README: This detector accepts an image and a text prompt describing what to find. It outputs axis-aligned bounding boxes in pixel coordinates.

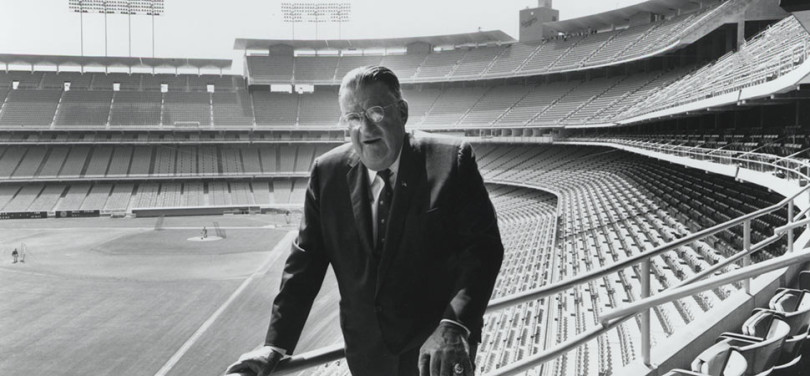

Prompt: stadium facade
[3,0,810,375]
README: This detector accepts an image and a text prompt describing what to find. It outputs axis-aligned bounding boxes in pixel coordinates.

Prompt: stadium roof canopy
[234,30,515,51]
[0,54,232,69]
[544,0,706,33]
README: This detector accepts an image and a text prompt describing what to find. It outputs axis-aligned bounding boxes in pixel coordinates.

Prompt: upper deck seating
[252,91,299,126]
[109,91,162,126]
[54,90,113,126]
[212,91,254,126]
[294,56,339,82]
[41,72,92,90]
[163,92,211,126]
[247,55,294,81]
[0,89,61,126]
[91,73,141,91]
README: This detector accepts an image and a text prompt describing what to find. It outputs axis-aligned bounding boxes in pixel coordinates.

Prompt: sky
[0,0,648,62]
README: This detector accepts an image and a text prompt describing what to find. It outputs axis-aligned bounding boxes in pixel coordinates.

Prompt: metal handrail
[234,181,810,376]
[600,244,810,323]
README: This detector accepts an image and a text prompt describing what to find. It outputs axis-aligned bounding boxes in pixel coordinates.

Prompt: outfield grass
[0,214,340,376]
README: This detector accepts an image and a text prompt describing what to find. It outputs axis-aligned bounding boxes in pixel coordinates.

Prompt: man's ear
[399,99,409,125]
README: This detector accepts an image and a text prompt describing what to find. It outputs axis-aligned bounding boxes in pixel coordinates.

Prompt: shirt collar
[366,148,402,186]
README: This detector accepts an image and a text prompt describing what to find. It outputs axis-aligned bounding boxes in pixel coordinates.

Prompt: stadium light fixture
[281,2,352,40]
[69,0,164,58]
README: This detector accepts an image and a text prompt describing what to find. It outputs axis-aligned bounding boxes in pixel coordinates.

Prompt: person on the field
[225,65,503,376]
[202,226,208,240]
[12,248,18,263]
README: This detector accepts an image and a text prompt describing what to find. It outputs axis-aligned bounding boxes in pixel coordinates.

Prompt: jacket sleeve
[442,142,504,342]
[265,158,330,353]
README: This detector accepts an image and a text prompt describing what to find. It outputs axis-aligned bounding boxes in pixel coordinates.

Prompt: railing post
[641,259,651,367]
[744,220,751,294]
[788,200,794,253]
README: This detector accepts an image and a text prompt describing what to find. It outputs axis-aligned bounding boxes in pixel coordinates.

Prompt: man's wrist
[440,319,471,339]
[263,345,288,356]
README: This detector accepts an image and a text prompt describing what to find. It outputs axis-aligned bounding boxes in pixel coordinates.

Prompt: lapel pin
[402,181,407,188]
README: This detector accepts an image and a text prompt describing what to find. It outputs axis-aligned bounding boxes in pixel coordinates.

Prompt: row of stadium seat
[0,144,337,179]
[579,126,809,159]
[0,68,685,127]
[0,90,255,126]
[0,179,308,213]
[0,72,244,91]
[246,0,730,83]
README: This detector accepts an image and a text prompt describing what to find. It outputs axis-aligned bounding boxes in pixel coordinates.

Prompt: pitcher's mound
[187,236,223,242]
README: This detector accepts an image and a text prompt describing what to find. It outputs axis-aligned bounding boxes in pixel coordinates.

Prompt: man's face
[340,81,408,171]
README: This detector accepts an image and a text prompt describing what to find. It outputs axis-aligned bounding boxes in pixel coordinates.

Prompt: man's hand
[418,323,473,376]
[224,346,284,376]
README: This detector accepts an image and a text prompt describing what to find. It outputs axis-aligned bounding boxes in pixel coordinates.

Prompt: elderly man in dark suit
[226,65,503,376]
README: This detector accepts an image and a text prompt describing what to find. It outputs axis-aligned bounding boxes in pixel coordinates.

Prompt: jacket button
[375,305,383,313]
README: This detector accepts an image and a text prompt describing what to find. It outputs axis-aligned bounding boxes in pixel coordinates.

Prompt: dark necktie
[376,169,393,256]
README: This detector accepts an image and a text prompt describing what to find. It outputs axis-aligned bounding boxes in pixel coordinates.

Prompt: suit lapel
[346,154,375,257]
[376,134,423,294]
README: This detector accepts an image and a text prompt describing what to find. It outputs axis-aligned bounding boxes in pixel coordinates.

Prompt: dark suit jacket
[265,133,504,375]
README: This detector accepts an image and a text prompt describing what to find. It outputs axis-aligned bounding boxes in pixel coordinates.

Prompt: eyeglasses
[341,102,400,129]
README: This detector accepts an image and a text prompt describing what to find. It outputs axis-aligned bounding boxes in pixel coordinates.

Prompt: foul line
[153,231,297,376]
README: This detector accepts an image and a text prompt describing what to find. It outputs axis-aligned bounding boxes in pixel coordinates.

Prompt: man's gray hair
[339,65,402,101]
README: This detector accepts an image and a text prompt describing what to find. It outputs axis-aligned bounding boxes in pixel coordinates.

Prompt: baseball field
[0,214,342,376]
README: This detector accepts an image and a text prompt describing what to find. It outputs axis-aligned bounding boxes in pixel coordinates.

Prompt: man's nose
[359,115,379,132]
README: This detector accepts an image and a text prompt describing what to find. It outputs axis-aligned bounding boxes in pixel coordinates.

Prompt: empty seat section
[335,55,383,80]
[3,185,44,212]
[189,75,240,92]
[81,183,112,210]
[415,50,466,79]
[260,146,278,173]
[272,179,292,204]
[486,44,538,75]
[198,146,219,175]
[106,146,133,176]
[38,146,69,178]
[109,91,162,126]
[378,53,426,80]
[294,56,338,82]
[101,183,132,211]
[252,91,298,126]
[451,46,504,78]
[0,185,22,211]
[41,72,93,90]
[54,90,113,126]
[212,91,254,126]
[128,146,153,176]
[57,183,91,211]
[28,184,65,212]
[141,74,187,92]
[297,89,339,126]
[59,146,91,177]
[176,146,197,176]
[163,91,211,126]
[421,87,487,126]
[91,73,140,91]
[0,89,61,126]
[247,55,294,81]
[12,147,47,178]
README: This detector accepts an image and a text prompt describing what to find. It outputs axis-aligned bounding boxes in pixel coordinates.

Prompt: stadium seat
[717,311,790,376]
